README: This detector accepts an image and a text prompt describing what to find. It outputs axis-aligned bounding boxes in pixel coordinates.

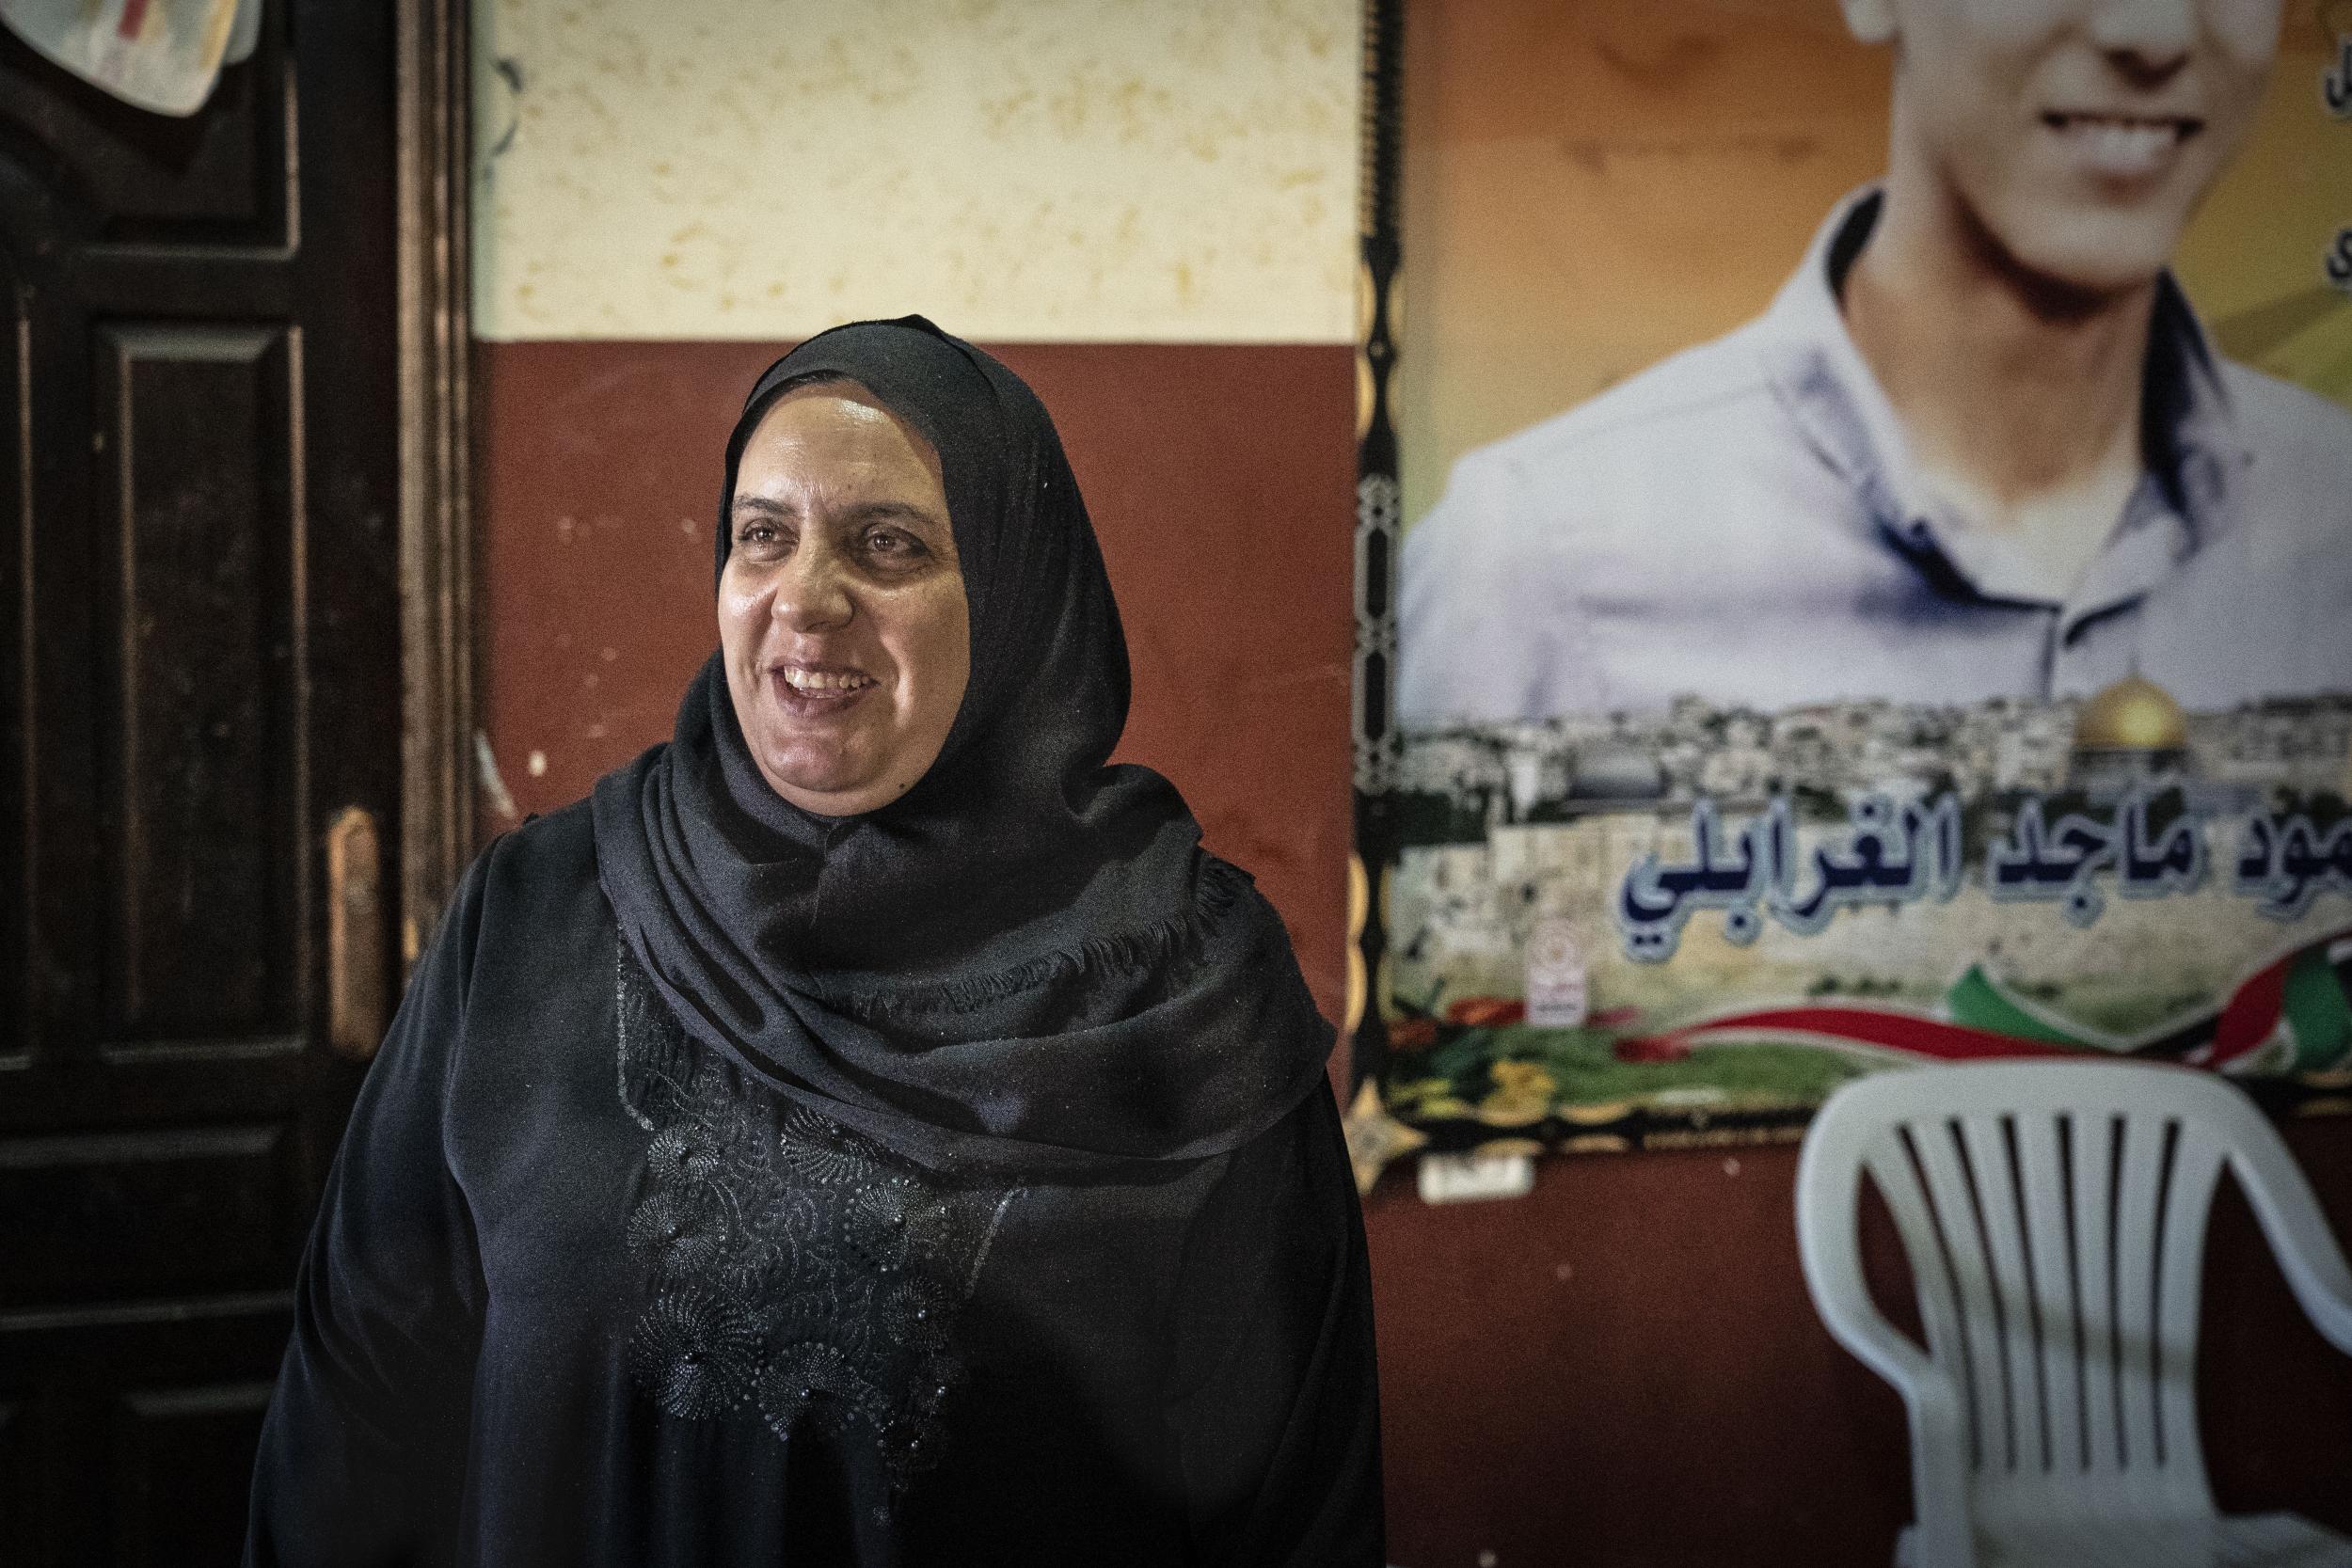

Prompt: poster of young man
[1379,0,2352,1152]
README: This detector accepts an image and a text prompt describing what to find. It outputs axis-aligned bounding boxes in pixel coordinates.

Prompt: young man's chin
[1989,211,2182,303]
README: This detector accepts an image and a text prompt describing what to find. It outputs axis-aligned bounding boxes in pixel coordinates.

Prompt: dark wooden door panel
[0,1123,294,1302]
[95,320,303,1044]
[0,1397,24,1521]
[110,1379,279,1566]
[5,1301,293,1564]
[3,245,27,1075]
[0,3,402,1560]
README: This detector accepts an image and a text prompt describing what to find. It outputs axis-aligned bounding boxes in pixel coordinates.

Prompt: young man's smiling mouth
[2040,108,2203,179]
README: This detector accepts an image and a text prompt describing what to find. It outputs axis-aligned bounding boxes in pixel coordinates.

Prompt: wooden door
[0,5,406,1560]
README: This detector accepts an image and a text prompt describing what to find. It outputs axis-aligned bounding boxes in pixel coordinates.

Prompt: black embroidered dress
[242,804,1381,1566]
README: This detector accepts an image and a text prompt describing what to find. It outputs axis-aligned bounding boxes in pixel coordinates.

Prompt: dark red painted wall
[475,339,2352,1568]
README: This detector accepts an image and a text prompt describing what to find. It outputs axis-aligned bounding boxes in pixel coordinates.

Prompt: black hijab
[591,317,1334,1180]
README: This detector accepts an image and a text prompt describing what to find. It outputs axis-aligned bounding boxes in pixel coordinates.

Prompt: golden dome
[2074,674,2187,752]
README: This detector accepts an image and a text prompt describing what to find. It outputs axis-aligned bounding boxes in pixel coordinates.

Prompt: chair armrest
[2224,1120,2352,1358]
[1797,1117,1946,1396]
[1798,1124,1979,1568]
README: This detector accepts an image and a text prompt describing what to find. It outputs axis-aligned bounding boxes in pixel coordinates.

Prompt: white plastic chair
[1796,1061,2352,1568]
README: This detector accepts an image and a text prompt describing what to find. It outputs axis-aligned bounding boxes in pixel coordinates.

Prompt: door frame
[394,0,473,963]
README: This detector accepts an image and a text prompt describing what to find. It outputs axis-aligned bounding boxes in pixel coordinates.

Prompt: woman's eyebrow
[731,498,939,523]
[845,500,946,529]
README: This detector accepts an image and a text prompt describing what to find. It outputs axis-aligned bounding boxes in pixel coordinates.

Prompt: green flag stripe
[2280,949,2352,1072]
[1945,965,2108,1049]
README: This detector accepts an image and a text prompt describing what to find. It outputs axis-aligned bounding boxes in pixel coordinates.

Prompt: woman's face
[719,383,971,817]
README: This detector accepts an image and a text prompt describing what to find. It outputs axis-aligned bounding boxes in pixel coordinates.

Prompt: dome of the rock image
[2073,674,2188,753]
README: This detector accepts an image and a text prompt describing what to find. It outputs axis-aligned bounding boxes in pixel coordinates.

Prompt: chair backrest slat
[2110,1111,2169,1482]
[1912,1117,2015,1476]
[2072,1109,2123,1481]
[2014,1109,2082,1480]
[1963,1114,2047,1478]
[2150,1127,2223,1512]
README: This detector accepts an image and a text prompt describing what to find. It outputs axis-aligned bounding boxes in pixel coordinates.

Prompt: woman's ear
[1839,0,1897,46]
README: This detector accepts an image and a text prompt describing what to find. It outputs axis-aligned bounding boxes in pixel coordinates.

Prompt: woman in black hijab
[244,318,1384,1567]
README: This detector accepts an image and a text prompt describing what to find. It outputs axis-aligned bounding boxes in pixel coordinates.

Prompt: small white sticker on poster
[1418,1152,1536,1206]
[1524,917,1589,1028]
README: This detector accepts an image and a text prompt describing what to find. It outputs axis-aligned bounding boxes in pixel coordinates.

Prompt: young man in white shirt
[1400,0,2352,725]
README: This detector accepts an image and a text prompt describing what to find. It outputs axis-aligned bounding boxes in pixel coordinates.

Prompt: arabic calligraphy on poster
[1621,786,2352,958]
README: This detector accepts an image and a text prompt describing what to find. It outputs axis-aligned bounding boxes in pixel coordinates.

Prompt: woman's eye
[864,529,926,561]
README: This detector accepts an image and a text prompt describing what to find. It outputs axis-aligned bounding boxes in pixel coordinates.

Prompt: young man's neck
[1842,158,2153,545]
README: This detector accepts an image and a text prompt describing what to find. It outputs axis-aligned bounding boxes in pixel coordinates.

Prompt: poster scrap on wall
[0,0,259,116]
[1358,0,2352,1171]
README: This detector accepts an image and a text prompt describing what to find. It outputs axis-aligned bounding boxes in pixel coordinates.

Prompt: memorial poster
[1373,0,2352,1156]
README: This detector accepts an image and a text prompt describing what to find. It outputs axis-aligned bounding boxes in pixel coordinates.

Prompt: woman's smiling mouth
[770,663,879,715]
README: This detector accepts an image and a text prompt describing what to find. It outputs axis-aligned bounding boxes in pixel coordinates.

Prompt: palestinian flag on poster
[1657,927,2352,1077]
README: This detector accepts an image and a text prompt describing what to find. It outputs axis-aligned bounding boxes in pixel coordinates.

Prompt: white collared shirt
[1397,189,2352,724]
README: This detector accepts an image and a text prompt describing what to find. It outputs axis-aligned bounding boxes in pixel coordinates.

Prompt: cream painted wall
[471,0,1361,342]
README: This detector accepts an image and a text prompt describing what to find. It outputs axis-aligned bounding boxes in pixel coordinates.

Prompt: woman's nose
[771,540,854,630]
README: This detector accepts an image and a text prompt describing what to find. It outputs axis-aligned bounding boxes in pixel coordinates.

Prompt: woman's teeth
[781,669,874,694]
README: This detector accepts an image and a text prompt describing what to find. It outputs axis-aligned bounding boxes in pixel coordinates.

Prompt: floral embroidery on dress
[613,945,1017,1512]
